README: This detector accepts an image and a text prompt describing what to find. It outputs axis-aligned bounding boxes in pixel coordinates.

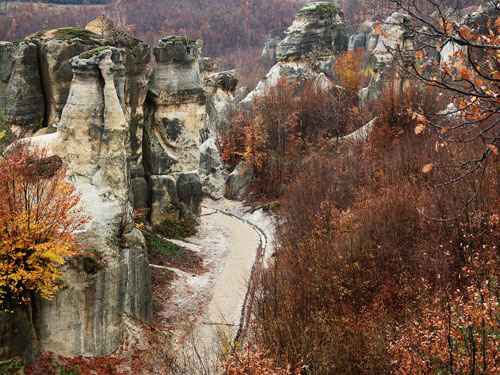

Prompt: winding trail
[161,200,269,371]
[196,205,266,345]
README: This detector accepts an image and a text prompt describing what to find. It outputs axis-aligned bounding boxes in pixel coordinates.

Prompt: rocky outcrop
[33,28,111,129]
[0,41,44,133]
[348,20,379,52]
[144,36,206,223]
[360,12,413,105]
[23,47,152,357]
[241,2,348,105]
[276,2,347,61]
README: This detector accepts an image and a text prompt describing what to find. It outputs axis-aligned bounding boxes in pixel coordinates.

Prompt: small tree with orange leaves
[0,144,89,310]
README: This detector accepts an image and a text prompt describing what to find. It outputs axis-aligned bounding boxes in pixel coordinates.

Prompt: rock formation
[241,2,348,105]
[143,36,205,224]
[0,41,44,133]
[24,47,153,357]
[348,20,379,52]
[261,37,279,67]
[359,12,413,105]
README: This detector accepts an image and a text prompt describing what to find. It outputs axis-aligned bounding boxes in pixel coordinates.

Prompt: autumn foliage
[0,144,88,309]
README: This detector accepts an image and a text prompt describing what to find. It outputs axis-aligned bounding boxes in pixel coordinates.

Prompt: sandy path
[195,206,261,343]
[168,201,267,372]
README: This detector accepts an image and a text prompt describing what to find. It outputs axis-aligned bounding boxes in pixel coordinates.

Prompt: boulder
[0,41,44,133]
[176,173,203,215]
[199,138,225,200]
[224,162,254,199]
[149,175,179,226]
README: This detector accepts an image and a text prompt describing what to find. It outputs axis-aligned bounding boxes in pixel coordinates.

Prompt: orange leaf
[414,124,425,135]
[487,144,499,156]
[422,163,434,173]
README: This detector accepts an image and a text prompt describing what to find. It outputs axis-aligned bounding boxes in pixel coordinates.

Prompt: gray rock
[119,229,153,323]
[276,2,348,62]
[34,239,127,357]
[131,177,148,209]
[261,37,279,66]
[199,138,225,199]
[348,20,378,52]
[25,47,153,357]
[224,162,254,199]
[176,173,203,215]
[0,41,44,132]
[149,175,179,226]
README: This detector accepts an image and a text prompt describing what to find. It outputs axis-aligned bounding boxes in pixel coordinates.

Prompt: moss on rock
[297,2,339,17]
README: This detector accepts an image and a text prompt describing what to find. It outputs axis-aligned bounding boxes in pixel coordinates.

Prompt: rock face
[360,12,413,105]
[24,47,152,357]
[0,305,38,370]
[202,69,237,141]
[199,138,225,200]
[261,37,279,66]
[85,16,151,169]
[348,20,379,52]
[241,2,348,105]
[144,36,206,223]
[0,41,44,133]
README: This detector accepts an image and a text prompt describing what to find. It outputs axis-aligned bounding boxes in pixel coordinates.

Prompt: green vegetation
[142,232,184,258]
[154,216,198,240]
[53,27,109,44]
[297,2,339,17]
[60,365,79,375]
[28,30,47,40]
[79,46,110,59]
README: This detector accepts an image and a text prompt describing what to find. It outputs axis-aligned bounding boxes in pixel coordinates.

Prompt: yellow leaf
[422,163,434,173]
